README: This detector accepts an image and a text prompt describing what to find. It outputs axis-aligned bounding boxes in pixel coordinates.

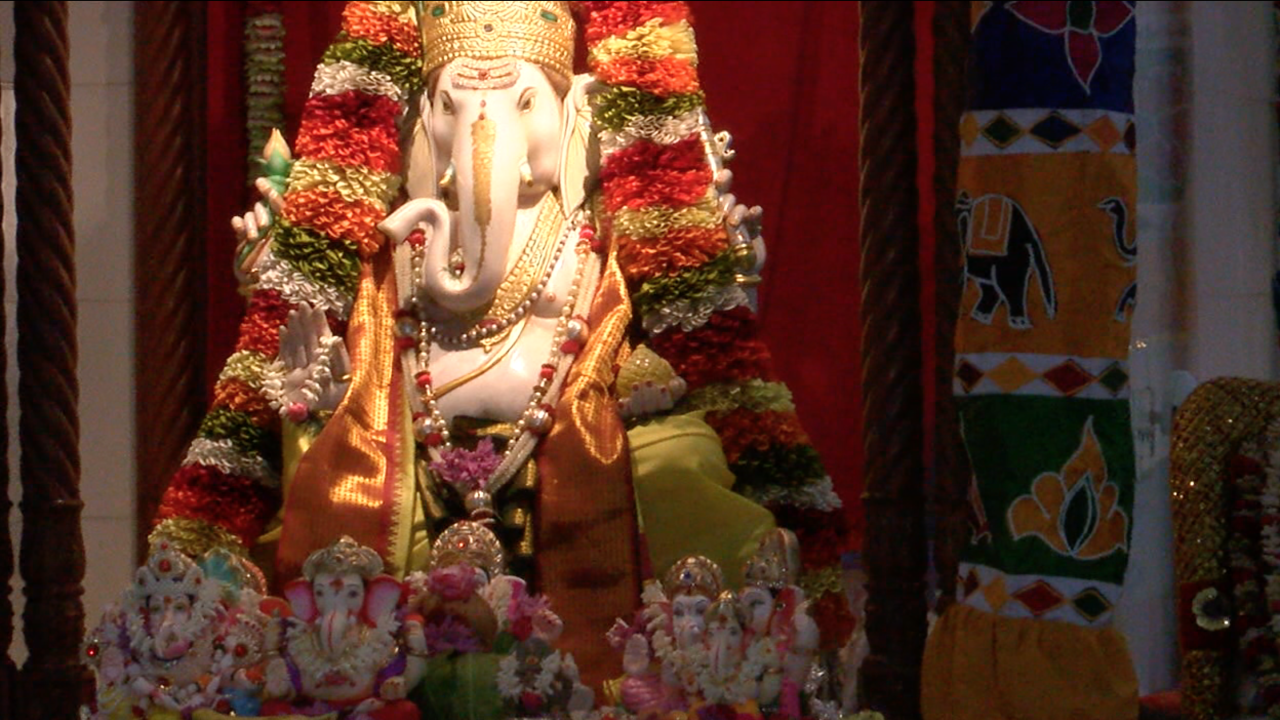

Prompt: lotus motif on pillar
[1007,417,1129,560]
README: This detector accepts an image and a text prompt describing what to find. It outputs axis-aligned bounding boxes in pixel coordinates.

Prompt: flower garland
[153,1,423,555]
[1260,416,1280,715]
[578,0,854,647]
[245,1,286,184]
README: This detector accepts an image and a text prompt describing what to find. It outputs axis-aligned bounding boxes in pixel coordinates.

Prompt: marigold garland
[156,466,279,546]
[616,225,727,282]
[593,88,706,132]
[212,377,282,430]
[591,55,700,97]
[234,289,294,356]
[706,408,811,465]
[155,1,422,557]
[292,91,404,175]
[630,252,738,316]
[270,222,363,295]
[581,1,693,44]
[610,200,719,242]
[282,188,389,256]
[341,1,422,55]
[322,38,424,92]
[582,3,849,636]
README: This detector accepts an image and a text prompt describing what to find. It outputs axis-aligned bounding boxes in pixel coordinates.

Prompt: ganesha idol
[260,536,418,719]
[607,533,822,720]
[148,0,848,698]
[83,543,271,720]
[400,521,593,720]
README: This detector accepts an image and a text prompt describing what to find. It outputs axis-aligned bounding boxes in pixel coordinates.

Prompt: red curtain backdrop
[197,1,938,551]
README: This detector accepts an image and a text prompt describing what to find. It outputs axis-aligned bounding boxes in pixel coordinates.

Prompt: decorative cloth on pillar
[922,3,1140,719]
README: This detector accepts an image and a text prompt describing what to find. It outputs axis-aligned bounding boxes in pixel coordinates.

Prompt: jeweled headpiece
[133,542,206,601]
[707,590,748,629]
[431,520,506,578]
[663,555,724,600]
[419,1,576,81]
[743,528,802,591]
[301,535,384,581]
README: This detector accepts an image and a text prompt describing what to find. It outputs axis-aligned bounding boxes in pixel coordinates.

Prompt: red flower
[1007,1,1134,92]
[520,691,544,715]
[426,565,485,602]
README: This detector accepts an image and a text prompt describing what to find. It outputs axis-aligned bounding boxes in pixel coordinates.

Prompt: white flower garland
[183,438,279,487]
[599,110,705,156]
[740,475,843,512]
[256,246,354,320]
[641,284,749,334]
[310,60,405,104]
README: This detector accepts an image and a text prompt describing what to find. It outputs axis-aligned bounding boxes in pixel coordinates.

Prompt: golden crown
[431,520,506,579]
[420,1,576,81]
[301,535,385,581]
[663,555,724,600]
[742,528,802,591]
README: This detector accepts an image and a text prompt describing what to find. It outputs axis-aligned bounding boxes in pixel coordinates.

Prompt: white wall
[1115,0,1279,697]
[0,0,135,664]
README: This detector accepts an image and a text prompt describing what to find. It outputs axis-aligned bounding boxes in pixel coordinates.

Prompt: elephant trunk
[152,612,192,661]
[420,113,523,315]
[319,608,352,658]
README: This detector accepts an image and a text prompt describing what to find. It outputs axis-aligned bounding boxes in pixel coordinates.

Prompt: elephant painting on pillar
[1099,196,1137,321]
[958,191,1058,329]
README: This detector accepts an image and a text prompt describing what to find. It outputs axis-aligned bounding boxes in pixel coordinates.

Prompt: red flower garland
[235,289,294,356]
[580,1,694,46]
[156,465,278,545]
[600,136,713,212]
[293,91,404,174]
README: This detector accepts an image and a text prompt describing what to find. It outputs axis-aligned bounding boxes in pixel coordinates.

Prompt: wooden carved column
[858,3,926,718]
[134,1,208,562]
[929,0,971,616]
[0,45,11,718]
[14,2,90,718]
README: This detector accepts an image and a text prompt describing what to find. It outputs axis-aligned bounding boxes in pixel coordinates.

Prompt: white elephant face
[312,571,366,617]
[146,592,196,661]
[671,593,711,649]
[740,585,775,636]
[428,57,566,208]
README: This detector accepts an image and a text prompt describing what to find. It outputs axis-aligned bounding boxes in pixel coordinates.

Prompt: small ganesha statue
[260,535,418,720]
[402,521,593,720]
[607,534,827,720]
[83,543,270,720]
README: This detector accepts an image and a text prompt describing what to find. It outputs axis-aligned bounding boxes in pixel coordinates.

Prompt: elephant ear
[282,578,317,623]
[403,91,437,208]
[559,74,600,218]
[362,574,404,628]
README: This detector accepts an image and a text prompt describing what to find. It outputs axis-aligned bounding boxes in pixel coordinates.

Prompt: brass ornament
[431,519,507,578]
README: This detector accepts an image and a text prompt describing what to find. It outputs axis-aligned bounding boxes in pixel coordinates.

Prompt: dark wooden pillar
[14,2,89,717]
[858,3,927,718]
[0,25,12,713]
[929,0,971,616]
[134,1,208,563]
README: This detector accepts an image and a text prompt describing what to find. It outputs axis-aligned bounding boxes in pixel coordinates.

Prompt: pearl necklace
[394,211,601,521]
